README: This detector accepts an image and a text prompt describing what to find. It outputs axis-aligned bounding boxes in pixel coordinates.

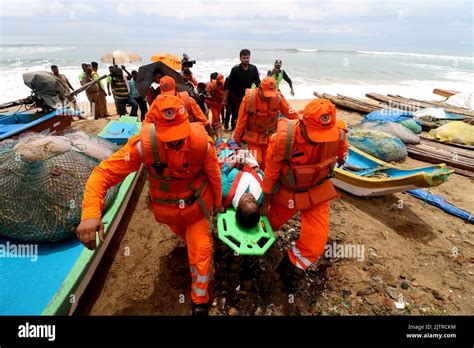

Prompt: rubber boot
[276,253,302,294]
[192,302,209,316]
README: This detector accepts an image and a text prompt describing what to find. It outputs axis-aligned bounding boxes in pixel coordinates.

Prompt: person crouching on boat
[217,138,263,229]
[77,94,223,316]
[233,76,298,171]
[260,99,348,293]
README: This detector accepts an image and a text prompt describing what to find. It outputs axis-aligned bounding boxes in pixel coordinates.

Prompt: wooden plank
[419,136,474,153]
[314,92,380,114]
[390,94,474,117]
[366,92,474,118]
[407,145,474,172]
[433,88,459,98]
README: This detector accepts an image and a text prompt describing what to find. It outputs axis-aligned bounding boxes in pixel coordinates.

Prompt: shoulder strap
[273,118,297,162]
[149,123,161,164]
[246,89,256,115]
[139,122,163,166]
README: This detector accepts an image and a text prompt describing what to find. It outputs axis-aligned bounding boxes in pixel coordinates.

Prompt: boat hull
[332,146,451,197]
[0,109,80,140]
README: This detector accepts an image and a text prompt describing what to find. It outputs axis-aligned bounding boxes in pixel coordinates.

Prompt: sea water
[0,43,472,104]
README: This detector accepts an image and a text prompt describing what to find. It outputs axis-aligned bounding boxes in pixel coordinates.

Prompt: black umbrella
[23,71,69,109]
[135,61,187,99]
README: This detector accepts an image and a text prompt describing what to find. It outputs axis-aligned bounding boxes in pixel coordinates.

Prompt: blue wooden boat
[332,146,452,196]
[0,108,81,141]
[0,116,143,315]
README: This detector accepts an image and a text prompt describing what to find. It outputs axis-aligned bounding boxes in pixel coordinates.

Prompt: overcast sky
[0,0,472,56]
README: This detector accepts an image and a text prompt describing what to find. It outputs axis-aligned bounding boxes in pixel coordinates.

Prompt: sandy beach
[69,99,474,316]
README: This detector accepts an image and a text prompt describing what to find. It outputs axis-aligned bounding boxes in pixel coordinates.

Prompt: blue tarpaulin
[407,189,473,224]
[363,109,414,123]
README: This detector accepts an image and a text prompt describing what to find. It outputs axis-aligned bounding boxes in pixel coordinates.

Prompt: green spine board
[217,208,275,256]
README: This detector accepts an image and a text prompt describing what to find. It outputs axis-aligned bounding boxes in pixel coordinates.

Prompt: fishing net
[358,121,420,144]
[429,121,474,146]
[400,119,422,134]
[348,128,407,163]
[0,131,119,242]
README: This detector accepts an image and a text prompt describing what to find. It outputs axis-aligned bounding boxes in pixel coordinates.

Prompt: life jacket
[270,118,346,210]
[205,81,224,108]
[272,70,284,89]
[241,89,281,146]
[138,121,214,225]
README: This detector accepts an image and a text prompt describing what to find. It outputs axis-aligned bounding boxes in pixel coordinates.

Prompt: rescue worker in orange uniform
[145,76,215,138]
[205,73,225,133]
[260,98,348,292]
[77,94,222,316]
[233,76,298,171]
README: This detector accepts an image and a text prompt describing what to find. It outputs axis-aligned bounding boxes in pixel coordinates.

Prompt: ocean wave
[0,45,77,57]
[356,50,473,60]
[296,48,319,53]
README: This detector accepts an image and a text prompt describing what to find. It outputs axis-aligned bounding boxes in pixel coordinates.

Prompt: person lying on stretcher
[216,138,264,229]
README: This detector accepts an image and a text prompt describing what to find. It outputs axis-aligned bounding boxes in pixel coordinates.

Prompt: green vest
[92,72,105,91]
[272,70,284,89]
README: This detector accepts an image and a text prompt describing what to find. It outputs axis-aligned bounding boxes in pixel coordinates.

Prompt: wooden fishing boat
[332,146,452,197]
[0,116,143,315]
[0,108,81,141]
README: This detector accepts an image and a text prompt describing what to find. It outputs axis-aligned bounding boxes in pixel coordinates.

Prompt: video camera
[182,53,196,68]
[182,60,196,68]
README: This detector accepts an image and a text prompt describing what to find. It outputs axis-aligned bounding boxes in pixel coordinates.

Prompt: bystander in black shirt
[227,64,261,97]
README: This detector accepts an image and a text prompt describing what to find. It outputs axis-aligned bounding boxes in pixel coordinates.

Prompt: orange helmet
[151,94,190,142]
[302,99,339,142]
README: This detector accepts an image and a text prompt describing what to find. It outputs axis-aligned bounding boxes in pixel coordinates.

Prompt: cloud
[114,0,372,21]
[0,0,96,17]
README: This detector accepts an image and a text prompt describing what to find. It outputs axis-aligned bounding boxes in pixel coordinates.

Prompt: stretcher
[216,138,275,255]
[217,208,275,256]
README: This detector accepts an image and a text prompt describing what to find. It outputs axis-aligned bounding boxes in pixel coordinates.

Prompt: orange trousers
[247,142,268,171]
[209,104,222,129]
[267,201,330,270]
[168,216,212,304]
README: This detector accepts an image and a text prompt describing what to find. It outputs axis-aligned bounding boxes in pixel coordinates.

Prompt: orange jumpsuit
[233,91,298,170]
[262,122,348,270]
[205,77,224,129]
[81,134,222,304]
[145,94,210,128]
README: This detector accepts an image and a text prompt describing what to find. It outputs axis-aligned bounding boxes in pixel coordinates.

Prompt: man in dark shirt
[223,49,261,130]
